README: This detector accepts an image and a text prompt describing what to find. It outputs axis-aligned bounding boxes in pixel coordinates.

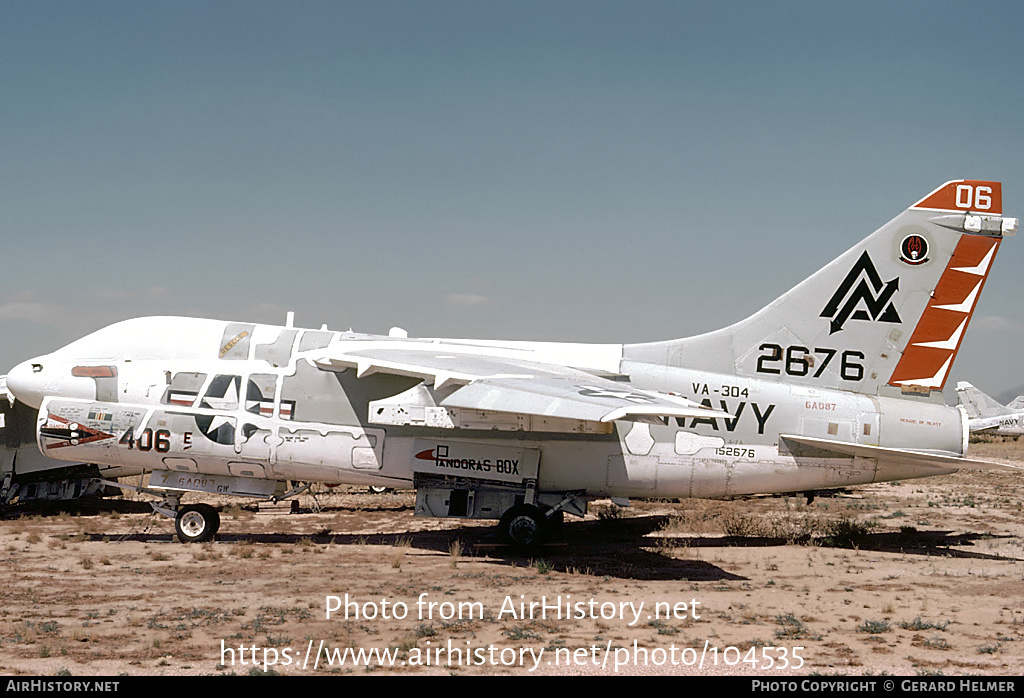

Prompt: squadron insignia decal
[899,234,930,265]
[820,250,901,334]
[40,413,116,450]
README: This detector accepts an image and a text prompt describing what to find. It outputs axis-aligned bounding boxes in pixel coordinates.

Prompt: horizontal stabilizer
[780,434,1020,472]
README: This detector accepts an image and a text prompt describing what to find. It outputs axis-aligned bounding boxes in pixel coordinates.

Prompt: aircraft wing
[780,434,1023,471]
[438,375,721,423]
[314,346,729,424]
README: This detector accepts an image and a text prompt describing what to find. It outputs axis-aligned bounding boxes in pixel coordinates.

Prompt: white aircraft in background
[956,381,1024,437]
[2,180,1019,545]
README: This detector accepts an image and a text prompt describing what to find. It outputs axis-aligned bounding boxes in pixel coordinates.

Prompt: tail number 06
[756,344,864,381]
[956,184,993,210]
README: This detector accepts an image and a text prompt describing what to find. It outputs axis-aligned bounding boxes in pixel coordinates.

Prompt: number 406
[119,427,172,453]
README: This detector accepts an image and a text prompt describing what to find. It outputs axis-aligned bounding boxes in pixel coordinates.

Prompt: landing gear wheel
[175,504,219,543]
[368,485,393,495]
[205,505,221,535]
[499,504,546,548]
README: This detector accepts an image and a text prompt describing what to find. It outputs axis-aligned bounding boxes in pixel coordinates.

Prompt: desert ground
[2,438,1024,677]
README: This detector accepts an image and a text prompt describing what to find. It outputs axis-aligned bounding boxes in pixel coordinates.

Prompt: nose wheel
[174,504,221,543]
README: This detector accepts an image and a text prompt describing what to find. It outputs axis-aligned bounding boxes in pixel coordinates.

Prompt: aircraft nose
[6,358,49,409]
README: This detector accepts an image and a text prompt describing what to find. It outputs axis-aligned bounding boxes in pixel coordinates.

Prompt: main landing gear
[498,504,565,548]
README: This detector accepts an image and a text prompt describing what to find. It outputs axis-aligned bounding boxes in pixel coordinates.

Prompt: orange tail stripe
[888,235,1000,389]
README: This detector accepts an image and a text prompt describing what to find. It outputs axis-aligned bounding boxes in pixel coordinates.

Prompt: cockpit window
[200,375,241,410]
[245,374,277,417]
[163,372,207,407]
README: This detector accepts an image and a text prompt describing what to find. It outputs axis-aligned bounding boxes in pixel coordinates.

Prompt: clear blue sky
[2,1,1022,399]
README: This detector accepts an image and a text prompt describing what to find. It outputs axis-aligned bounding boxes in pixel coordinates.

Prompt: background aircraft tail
[956,381,1013,418]
[624,181,1017,400]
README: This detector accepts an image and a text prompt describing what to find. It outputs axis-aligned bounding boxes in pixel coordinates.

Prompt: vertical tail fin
[956,381,1012,418]
[625,180,1017,398]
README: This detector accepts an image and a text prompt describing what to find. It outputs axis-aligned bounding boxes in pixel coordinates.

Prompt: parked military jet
[3,180,1019,544]
[956,381,1024,437]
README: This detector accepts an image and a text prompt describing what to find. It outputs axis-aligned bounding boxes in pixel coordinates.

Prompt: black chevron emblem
[820,251,901,334]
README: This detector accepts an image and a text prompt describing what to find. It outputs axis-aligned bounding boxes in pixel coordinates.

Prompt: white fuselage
[7,316,967,503]
[969,414,1024,437]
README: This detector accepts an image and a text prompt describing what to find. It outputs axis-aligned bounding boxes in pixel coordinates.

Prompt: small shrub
[820,517,875,547]
[857,619,890,634]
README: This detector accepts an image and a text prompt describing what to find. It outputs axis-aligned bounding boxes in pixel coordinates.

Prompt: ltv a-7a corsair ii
[3,180,1019,545]
[956,381,1024,437]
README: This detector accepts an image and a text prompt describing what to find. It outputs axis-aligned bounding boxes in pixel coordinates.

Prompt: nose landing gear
[174,503,221,543]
